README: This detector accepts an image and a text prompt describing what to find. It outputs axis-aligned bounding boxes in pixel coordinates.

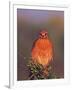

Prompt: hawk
[31,30,53,67]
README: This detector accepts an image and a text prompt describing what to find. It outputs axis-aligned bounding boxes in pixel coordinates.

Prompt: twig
[27,74,35,80]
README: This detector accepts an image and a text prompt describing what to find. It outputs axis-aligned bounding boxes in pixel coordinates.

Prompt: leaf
[27,60,59,80]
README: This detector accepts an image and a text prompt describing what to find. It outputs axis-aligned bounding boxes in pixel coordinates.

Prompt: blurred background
[17,9,64,80]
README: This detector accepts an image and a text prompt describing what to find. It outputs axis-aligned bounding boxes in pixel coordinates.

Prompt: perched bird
[31,30,53,67]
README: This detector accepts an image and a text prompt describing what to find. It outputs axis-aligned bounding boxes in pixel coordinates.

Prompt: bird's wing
[50,40,54,61]
[31,38,38,51]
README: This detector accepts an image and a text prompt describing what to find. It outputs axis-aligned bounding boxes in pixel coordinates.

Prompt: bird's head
[39,31,48,39]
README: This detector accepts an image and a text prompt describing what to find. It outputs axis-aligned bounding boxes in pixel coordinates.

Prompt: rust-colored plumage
[31,30,53,67]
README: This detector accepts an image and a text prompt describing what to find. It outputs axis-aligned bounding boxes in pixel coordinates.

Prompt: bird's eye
[40,33,42,36]
[45,33,46,35]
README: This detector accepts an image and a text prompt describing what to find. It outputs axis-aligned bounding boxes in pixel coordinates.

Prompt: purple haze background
[17,9,64,80]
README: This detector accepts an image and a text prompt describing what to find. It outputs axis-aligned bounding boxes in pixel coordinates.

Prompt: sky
[17,9,64,24]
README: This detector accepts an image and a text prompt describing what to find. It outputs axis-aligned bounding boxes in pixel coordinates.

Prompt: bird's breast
[35,39,52,50]
[31,38,53,66]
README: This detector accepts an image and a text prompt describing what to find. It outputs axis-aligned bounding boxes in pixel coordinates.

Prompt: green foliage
[27,60,59,80]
